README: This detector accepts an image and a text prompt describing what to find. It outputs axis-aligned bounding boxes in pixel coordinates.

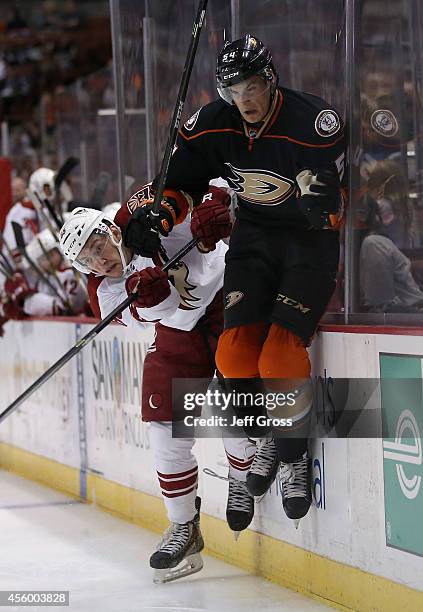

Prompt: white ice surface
[0,471,331,612]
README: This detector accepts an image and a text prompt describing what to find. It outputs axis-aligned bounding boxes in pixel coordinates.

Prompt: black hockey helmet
[216,34,277,104]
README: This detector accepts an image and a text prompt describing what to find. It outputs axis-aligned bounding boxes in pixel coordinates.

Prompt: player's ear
[110,223,122,242]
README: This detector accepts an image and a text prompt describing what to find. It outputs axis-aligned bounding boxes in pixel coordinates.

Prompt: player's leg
[216,219,281,504]
[221,435,256,534]
[258,325,312,522]
[142,328,208,583]
[148,420,204,583]
[263,229,340,523]
[197,293,258,535]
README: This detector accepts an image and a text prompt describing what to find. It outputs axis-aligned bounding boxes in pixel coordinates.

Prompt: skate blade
[254,493,266,504]
[293,518,300,529]
[153,553,203,584]
[232,530,240,542]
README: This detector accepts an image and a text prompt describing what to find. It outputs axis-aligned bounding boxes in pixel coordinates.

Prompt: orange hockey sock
[216,322,268,378]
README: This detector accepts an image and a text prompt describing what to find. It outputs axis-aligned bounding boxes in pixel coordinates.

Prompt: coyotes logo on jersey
[126,184,154,214]
[157,252,199,310]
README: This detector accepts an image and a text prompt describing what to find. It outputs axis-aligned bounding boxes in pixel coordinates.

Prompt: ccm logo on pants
[276,294,311,314]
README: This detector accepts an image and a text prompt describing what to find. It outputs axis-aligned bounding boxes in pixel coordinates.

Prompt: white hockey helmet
[59,206,126,274]
[26,228,61,264]
[102,202,121,217]
[29,167,55,197]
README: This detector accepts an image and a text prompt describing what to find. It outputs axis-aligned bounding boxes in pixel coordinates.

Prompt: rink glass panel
[109,0,230,191]
[346,0,423,326]
[36,0,423,326]
[51,66,119,204]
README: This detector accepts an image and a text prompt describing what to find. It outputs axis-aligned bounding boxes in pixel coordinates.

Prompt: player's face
[229,75,272,123]
[12,178,27,204]
[38,249,62,273]
[77,229,123,277]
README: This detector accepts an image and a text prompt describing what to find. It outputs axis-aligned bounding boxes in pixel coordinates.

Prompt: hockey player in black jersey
[124,34,346,525]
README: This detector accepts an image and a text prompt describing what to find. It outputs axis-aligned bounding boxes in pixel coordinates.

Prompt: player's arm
[2,272,36,320]
[164,105,223,196]
[120,183,194,258]
[22,292,68,316]
[168,106,234,251]
[87,275,144,329]
[94,269,180,328]
[296,129,346,230]
[190,186,233,252]
[125,267,180,323]
[123,105,226,256]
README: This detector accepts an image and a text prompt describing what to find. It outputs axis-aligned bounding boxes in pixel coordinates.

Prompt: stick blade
[54,156,80,189]
[11,221,26,251]
[89,171,111,210]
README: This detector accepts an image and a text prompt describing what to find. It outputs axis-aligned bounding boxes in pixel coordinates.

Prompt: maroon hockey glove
[3,298,27,320]
[0,315,7,336]
[125,266,171,308]
[4,272,34,302]
[191,187,232,251]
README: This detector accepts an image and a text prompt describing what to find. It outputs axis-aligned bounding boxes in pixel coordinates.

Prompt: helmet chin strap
[109,230,131,274]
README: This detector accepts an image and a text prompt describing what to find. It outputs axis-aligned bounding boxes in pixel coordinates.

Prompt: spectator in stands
[5,8,29,33]
[35,0,61,32]
[61,0,83,31]
[1,0,111,174]
[359,160,423,312]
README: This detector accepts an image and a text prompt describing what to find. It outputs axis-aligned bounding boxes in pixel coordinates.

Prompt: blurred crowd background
[0,0,111,186]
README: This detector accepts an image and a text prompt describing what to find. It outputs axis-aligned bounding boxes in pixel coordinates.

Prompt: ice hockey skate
[150,497,204,584]
[203,468,255,539]
[278,452,311,526]
[246,435,279,497]
[226,476,254,538]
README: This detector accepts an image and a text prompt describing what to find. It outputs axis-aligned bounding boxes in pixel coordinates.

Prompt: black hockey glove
[296,164,341,230]
[123,201,177,258]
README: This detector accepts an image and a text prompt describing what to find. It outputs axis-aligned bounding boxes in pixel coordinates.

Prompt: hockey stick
[41,194,64,230]
[0,231,16,275]
[89,171,111,210]
[26,188,60,238]
[0,260,12,279]
[35,233,76,310]
[54,156,79,221]
[25,189,89,299]
[28,188,63,236]
[0,236,198,424]
[0,229,33,288]
[0,229,19,269]
[55,156,79,193]
[151,0,208,221]
[11,222,74,313]
[0,246,15,275]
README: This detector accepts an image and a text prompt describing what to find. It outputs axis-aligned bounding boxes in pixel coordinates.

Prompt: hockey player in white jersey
[1,228,87,320]
[59,183,257,583]
[3,167,72,257]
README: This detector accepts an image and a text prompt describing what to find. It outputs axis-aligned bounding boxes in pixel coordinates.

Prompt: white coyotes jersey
[3,199,60,256]
[3,200,39,253]
[24,267,87,316]
[96,217,227,331]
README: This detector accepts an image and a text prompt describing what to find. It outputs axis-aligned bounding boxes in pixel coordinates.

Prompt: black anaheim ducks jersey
[165,87,346,228]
